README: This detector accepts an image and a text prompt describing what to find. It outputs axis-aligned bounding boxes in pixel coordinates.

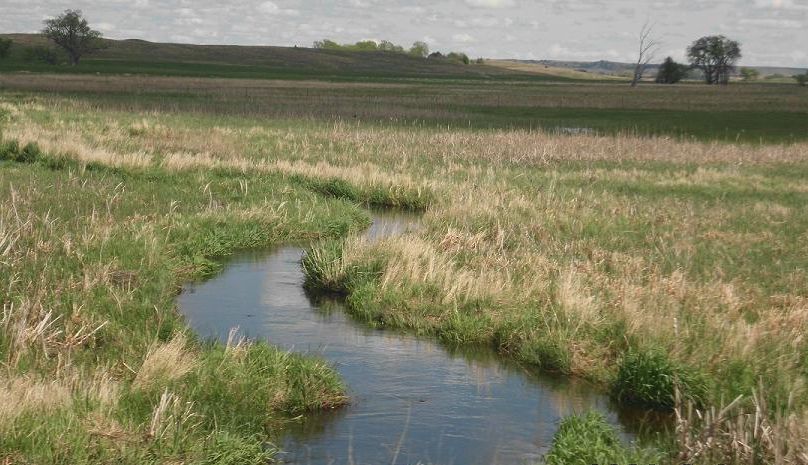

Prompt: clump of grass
[134,334,198,390]
[518,338,573,374]
[186,342,347,429]
[612,349,708,410]
[292,175,431,210]
[674,385,808,465]
[201,431,275,465]
[544,412,664,465]
[302,238,351,294]
[0,139,41,164]
[302,235,385,295]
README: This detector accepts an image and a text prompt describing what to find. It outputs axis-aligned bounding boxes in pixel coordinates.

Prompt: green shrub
[544,412,664,465]
[612,349,708,410]
[0,140,42,164]
[17,142,41,163]
[0,139,20,161]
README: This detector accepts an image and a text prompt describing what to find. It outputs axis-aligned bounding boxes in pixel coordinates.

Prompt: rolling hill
[0,33,566,82]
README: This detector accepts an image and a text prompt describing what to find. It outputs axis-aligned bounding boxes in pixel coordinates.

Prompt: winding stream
[178,211,648,465]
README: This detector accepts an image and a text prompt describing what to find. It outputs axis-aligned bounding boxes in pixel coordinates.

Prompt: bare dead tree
[630,21,660,87]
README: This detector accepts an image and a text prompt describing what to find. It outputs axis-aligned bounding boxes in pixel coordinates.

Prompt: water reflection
[178,212,650,465]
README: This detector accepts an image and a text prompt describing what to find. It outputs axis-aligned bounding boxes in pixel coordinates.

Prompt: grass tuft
[612,349,708,410]
[544,412,664,465]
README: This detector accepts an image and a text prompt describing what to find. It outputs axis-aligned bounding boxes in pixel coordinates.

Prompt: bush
[22,45,63,65]
[447,52,470,65]
[655,56,688,84]
[612,349,708,410]
[796,73,808,87]
[544,412,664,465]
[0,139,20,161]
[0,140,42,164]
[0,38,12,60]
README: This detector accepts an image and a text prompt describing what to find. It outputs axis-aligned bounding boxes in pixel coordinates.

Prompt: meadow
[1,70,808,464]
[1,73,806,142]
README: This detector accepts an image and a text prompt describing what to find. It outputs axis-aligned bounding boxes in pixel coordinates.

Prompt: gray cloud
[0,0,805,66]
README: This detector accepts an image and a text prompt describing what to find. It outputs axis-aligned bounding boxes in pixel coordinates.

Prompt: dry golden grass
[485,59,626,81]
[134,334,198,389]
[4,91,808,461]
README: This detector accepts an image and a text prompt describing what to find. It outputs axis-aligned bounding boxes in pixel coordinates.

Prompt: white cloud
[258,1,299,16]
[0,0,805,67]
[464,0,515,8]
[453,33,476,43]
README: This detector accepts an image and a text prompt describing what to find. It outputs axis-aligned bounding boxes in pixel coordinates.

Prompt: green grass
[464,106,808,143]
[0,145,362,463]
[3,69,808,463]
[612,349,709,410]
[3,76,805,142]
[544,412,664,465]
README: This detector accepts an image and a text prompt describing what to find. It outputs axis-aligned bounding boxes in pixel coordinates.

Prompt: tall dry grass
[3,92,808,461]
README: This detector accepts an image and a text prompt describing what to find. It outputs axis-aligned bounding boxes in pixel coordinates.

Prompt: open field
[2,70,808,464]
[485,59,627,81]
[1,74,806,143]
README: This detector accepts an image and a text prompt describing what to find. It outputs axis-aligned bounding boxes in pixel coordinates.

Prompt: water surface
[178,211,644,465]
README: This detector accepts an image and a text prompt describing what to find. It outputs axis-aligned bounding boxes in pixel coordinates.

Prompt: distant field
[485,59,626,81]
[1,73,806,143]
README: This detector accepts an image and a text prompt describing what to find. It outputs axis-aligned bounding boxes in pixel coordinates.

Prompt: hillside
[0,33,562,82]
[519,59,807,79]
[485,59,627,81]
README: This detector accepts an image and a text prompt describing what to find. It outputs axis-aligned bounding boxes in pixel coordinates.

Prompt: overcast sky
[2,0,806,67]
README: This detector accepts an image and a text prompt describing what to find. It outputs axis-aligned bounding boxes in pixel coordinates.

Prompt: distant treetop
[310,39,470,64]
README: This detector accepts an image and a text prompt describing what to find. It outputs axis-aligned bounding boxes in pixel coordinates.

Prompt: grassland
[1,66,808,464]
[484,59,627,81]
[1,73,806,143]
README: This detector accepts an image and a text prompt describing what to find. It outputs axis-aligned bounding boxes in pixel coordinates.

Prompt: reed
[2,80,808,462]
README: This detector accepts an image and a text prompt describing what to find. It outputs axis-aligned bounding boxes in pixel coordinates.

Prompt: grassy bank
[0,135,381,462]
[3,77,808,463]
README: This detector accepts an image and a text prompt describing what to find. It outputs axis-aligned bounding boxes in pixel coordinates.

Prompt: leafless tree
[630,21,660,87]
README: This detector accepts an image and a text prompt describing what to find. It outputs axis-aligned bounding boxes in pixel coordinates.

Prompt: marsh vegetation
[1,68,807,464]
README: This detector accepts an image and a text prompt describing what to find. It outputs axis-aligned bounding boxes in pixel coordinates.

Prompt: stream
[178,211,650,465]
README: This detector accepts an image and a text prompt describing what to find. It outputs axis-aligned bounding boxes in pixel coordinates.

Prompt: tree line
[313,38,478,65]
[0,9,806,86]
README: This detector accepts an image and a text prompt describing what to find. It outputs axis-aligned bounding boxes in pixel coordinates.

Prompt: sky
[2,0,807,67]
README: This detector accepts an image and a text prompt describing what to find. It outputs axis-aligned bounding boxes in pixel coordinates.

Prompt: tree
[796,72,808,87]
[352,40,378,51]
[447,52,470,65]
[655,56,688,84]
[630,21,659,87]
[686,35,741,85]
[0,38,12,60]
[409,41,429,58]
[740,67,759,81]
[42,10,104,66]
[313,39,340,49]
[378,40,404,53]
